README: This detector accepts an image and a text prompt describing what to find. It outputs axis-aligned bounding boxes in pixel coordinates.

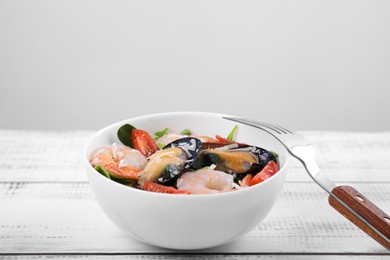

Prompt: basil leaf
[95,165,111,179]
[180,129,192,135]
[154,128,169,140]
[117,124,136,147]
[270,151,279,159]
[227,125,238,141]
[95,165,137,186]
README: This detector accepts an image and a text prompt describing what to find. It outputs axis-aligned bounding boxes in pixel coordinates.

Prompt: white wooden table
[0,130,389,259]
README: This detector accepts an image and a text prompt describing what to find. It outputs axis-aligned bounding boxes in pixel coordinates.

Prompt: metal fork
[223,116,390,251]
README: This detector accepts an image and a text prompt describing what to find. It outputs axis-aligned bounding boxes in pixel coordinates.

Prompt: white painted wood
[1,130,390,182]
[1,130,389,258]
[0,131,91,182]
[0,255,387,260]
[0,182,388,254]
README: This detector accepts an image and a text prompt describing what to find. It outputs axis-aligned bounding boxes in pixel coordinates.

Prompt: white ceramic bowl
[84,112,290,250]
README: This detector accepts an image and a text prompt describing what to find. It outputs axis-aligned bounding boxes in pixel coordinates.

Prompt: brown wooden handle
[328,185,390,251]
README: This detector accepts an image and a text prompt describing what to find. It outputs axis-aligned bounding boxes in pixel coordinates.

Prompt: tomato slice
[240,173,253,187]
[143,182,190,194]
[249,160,279,186]
[132,129,159,157]
[215,135,236,144]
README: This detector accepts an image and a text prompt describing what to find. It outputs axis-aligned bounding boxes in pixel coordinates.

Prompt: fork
[223,116,390,251]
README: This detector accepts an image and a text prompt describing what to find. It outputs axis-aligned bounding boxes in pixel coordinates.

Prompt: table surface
[0,130,389,259]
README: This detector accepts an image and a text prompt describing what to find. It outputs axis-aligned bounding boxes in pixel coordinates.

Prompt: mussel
[193,143,277,175]
[139,137,202,185]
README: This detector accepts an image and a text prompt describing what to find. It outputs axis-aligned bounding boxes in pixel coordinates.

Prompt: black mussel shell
[141,147,187,185]
[152,137,202,185]
[192,143,277,175]
[156,163,183,185]
[243,145,277,173]
[164,137,202,169]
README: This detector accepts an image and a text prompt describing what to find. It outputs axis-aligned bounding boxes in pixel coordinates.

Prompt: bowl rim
[84,111,290,199]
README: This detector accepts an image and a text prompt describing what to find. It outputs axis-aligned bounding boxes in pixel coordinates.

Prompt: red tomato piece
[240,173,253,187]
[132,129,159,157]
[215,135,236,144]
[249,161,279,186]
[143,182,190,194]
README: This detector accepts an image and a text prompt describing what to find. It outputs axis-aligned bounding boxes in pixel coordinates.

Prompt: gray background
[1,0,389,131]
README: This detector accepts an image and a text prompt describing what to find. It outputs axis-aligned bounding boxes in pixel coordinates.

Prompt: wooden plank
[299,131,390,182]
[0,255,388,260]
[0,182,388,254]
[1,130,390,182]
[0,131,91,182]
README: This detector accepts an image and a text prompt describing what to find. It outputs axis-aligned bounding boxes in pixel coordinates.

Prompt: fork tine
[223,117,282,135]
[260,122,294,135]
[240,118,293,134]
[255,121,290,134]
[244,120,284,134]
[223,117,291,135]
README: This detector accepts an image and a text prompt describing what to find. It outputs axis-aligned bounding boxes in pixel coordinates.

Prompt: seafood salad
[89,124,279,195]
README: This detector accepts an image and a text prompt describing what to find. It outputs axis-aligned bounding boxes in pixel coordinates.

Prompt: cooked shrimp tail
[177,169,234,194]
[90,143,147,180]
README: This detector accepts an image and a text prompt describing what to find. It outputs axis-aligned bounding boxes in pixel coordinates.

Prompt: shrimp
[89,143,147,179]
[176,169,234,194]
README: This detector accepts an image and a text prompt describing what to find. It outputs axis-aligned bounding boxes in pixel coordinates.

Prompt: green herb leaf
[154,128,169,140]
[271,151,279,159]
[180,129,192,135]
[94,165,137,186]
[157,143,165,149]
[117,124,136,147]
[227,125,238,141]
[95,165,111,179]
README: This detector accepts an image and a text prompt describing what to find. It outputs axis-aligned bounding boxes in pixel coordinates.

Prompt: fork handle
[328,185,390,250]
